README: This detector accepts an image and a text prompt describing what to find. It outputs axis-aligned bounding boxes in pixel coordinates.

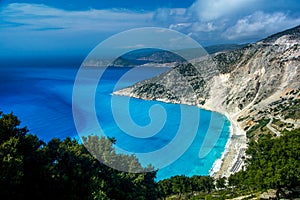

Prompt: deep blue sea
[0,66,230,180]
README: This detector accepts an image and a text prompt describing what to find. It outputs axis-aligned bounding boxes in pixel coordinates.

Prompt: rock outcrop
[112,25,300,177]
[114,25,300,138]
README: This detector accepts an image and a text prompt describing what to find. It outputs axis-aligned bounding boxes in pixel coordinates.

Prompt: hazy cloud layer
[0,3,154,57]
[1,3,153,32]
[0,0,300,58]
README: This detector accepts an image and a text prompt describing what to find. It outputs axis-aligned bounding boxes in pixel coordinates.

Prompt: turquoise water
[0,66,230,180]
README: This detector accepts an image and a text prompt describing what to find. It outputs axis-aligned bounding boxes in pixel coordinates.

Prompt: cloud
[223,11,300,41]
[1,1,300,54]
[163,0,261,37]
[169,23,191,30]
[0,3,157,57]
[0,3,154,32]
[158,0,300,45]
[189,0,258,21]
[119,44,146,49]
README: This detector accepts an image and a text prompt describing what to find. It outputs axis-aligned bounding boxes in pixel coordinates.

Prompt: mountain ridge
[82,44,248,67]
[113,25,300,178]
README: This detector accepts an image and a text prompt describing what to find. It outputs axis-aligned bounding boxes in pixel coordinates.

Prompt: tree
[0,111,27,143]
[190,175,214,193]
[82,135,159,200]
[157,175,215,198]
[0,111,159,200]
[229,129,300,198]
[158,179,172,199]
[216,177,227,189]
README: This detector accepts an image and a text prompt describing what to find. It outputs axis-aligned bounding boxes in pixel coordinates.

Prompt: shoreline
[208,121,232,177]
[194,102,248,178]
[209,113,247,178]
[112,91,248,178]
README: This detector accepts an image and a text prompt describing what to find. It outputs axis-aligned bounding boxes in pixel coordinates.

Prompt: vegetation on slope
[0,111,158,200]
[228,129,300,199]
[1,111,299,199]
[160,129,300,200]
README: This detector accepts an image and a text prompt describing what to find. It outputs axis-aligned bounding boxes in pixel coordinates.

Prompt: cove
[0,66,230,180]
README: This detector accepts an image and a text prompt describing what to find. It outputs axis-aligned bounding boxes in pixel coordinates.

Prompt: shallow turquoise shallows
[0,66,230,181]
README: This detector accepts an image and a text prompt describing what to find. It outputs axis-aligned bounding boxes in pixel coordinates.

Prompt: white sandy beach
[209,114,248,178]
[197,99,248,178]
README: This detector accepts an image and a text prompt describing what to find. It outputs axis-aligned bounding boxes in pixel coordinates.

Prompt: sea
[0,65,230,181]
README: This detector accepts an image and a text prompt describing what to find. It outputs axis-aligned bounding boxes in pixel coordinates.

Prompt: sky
[1,0,300,65]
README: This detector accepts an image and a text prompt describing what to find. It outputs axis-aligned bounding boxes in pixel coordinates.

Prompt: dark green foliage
[229,129,300,198]
[0,113,102,200]
[246,118,269,139]
[176,63,205,92]
[0,112,158,200]
[237,115,249,122]
[2,111,298,199]
[216,177,226,189]
[268,97,300,121]
[212,49,245,74]
[158,175,214,198]
[133,82,179,101]
[82,135,159,200]
[0,111,28,143]
[282,98,300,120]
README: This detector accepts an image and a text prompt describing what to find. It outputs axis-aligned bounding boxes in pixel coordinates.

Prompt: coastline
[196,102,247,179]
[208,122,232,177]
[113,90,248,178]
[209,113,247,178]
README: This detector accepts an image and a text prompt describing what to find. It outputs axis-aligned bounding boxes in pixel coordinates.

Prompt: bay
[0,66,230,180]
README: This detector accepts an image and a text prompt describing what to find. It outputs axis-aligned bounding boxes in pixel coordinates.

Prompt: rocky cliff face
[114,25,300,139]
